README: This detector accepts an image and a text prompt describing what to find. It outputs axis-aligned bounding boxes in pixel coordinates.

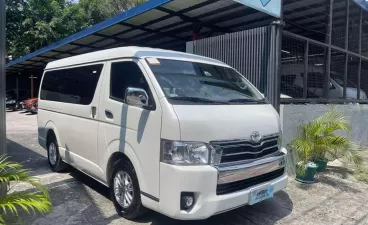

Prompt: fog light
[181,192,195,210]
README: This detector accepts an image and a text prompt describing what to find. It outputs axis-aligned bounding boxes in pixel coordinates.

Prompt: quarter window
[40,64,103,105]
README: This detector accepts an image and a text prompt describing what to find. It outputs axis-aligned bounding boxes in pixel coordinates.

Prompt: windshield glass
[147,58,265,105]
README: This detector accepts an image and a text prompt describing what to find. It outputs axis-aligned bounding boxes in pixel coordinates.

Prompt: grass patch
[354,167,368,183]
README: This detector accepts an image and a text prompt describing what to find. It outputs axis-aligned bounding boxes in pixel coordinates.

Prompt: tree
[5,0,27,58]
[79,0,146,24]
[15,0,89,57]
[6,0,147,59]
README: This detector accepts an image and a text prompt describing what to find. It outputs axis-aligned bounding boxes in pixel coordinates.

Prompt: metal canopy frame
[282,0,368,104]
[8,0,336,75]
[7,0,273,74]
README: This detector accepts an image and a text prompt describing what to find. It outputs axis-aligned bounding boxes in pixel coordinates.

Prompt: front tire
[110,159,147,220]
[47,135,67,172]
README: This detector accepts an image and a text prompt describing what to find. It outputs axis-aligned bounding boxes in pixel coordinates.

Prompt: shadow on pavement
[129,190,293,225]
[325,165,354,179]
[5,138,293,225]
[25,113,37,116]
[6,139,51,177]
[68,166,293,225]
[317,175,361,193]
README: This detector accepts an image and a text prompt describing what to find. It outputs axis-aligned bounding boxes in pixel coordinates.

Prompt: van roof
[45,46,227,70]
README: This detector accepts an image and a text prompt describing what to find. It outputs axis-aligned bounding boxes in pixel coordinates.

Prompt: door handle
[91,106,97,119]
[105,110,114,119]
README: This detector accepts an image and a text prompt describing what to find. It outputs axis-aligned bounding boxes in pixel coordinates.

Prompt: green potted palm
[0,155,52,224]
[289,110,362,183]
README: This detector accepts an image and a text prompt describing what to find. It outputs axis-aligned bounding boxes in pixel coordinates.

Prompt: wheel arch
[105,141,144,191]
[44,121,61,147]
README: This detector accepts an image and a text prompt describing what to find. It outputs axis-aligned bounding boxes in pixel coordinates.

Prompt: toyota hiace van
[38,47,288,220]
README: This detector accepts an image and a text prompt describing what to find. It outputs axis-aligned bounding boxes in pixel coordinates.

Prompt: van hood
[172,104,280,142]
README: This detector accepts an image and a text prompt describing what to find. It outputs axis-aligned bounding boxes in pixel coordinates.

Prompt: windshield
[147,58,265,105]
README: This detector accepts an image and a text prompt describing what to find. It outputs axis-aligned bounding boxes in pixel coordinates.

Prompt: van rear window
[40,64,103,105]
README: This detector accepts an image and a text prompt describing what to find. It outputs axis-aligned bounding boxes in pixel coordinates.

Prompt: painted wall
[281,104,368,174]
[281,104,368,147]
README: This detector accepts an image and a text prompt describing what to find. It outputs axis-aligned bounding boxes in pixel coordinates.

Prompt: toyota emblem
[251,131,262,143]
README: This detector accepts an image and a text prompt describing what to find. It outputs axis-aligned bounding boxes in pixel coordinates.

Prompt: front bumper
[157,149,288,220]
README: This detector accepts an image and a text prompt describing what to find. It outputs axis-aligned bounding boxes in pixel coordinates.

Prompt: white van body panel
[172,104,280,142]
[45,47,227,70]
[96,59,162,198]
[38,62,106,180]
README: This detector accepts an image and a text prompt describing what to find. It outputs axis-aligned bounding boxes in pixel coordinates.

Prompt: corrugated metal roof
[6,0,269,74]
[7,0,367,74]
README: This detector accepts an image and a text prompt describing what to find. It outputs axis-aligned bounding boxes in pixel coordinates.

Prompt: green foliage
[289,110,363,166]
[354,167,368,183]
[295,162,307,177]
[6,0,147,59]
[0,155,52,224]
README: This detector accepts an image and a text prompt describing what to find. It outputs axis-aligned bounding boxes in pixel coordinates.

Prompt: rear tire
[110,159,147,220]
[47,135,68,172]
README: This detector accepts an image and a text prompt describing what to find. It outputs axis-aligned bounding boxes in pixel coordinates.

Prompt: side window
[40,64,103,105]
[110,61,151,102]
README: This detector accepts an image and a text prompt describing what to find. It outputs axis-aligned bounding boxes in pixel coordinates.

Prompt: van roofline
[45,46,228,70]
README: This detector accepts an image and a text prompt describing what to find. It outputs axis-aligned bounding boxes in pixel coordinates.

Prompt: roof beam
[69,43,102,50]
[156,6,231,34]
[119,21,186,41]
[107,0,222,40]
[51,49,78,55]
[36,55,61,60]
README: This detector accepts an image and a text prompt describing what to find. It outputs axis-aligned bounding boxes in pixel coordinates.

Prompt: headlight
[8,100,16,104]
[161,140,212,165]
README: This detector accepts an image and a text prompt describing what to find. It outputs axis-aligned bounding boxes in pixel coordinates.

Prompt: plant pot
[296,164,318,184]
[314,159,328,172]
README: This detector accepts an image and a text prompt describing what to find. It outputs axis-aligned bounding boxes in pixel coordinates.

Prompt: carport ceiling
[6,0,276,75]
[6,0,366,75]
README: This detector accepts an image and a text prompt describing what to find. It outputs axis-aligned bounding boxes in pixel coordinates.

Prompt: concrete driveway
[4,111,368,225]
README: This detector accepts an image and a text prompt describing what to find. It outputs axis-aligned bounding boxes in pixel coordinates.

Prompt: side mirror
[125,87,149,109]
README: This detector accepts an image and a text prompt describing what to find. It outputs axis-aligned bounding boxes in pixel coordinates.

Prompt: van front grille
[216,168,285,195]
[210,134,279,164]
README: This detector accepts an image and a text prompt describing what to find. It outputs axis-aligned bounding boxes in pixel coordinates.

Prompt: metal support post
[0,0,6,156]
[358,7,362,99]
[270,0,284,112]
[31,74,34,98]
[303,41,309,99]
[16,77,19,99]
[343,0,349,99]
[324,0,333,99]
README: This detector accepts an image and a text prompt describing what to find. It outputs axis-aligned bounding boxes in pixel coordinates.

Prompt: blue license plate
[249,185,274,205]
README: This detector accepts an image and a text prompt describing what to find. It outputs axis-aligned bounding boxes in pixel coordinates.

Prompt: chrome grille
[216,168,285,195]
[210,134,279,164]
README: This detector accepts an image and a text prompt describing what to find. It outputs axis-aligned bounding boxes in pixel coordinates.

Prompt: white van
[281,63,367,99]
[38,47,287,220]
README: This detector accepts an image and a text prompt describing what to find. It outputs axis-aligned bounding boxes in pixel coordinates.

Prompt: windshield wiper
[228,98,268,104]
[169,96,229,104]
